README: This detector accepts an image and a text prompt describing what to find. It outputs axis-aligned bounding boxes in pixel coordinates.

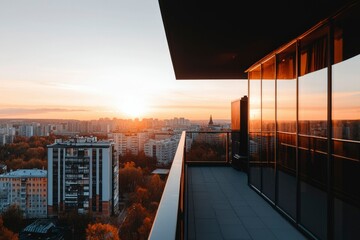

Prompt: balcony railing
[148,130,232,240]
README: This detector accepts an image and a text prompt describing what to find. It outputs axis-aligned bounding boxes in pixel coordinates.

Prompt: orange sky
[0,1,248,121]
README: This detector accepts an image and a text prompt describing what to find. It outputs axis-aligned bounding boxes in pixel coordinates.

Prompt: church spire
[208,114,213,125]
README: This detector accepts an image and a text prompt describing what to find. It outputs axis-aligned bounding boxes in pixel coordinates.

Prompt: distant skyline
[0,0,247,121]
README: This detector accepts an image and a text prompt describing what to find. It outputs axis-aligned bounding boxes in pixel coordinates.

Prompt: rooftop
[187,166,306,240]
[152,168,170,175]
[47,137,114,148]
[0,169,47,178]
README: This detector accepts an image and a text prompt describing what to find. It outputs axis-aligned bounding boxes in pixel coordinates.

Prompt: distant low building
[0,169,47,218]
[151,168,170,181]
[19,219,65,240]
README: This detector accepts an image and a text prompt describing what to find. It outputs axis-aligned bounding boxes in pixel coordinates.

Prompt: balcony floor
[187,166,306,240]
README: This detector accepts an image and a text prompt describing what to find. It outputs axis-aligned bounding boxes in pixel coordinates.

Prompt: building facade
[247,3,360,239]
[0,169,47,219]
[144,136,180,165]
[47,136,119,217]
[111,132,150,156]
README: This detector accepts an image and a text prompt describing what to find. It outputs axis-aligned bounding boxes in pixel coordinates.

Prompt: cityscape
[0,0,359,240]
[0,116,231,239]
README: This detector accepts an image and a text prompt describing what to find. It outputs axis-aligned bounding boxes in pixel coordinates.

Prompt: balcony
[149,131,307,240]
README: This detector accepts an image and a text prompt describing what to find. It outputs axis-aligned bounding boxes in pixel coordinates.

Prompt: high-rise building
[0,169,47,218]
[47,136,119,217]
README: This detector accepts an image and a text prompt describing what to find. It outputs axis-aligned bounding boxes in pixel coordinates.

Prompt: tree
[119,203,149,240]
[129,187,150,206]
[0,217,18,240]
[119,162,143,194]
[86,223,120,240]
[1,205,23,233]
[5,158,46,171]
[137,217,153,240]
[24,147,45,160]
[145,174,165,203]
[119,151,157,172]
[58,211,93,240]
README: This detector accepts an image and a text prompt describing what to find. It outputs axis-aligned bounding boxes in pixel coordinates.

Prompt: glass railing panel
[185,131,230,164]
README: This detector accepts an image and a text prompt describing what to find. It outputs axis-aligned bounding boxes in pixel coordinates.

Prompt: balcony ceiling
[158,0,354,79]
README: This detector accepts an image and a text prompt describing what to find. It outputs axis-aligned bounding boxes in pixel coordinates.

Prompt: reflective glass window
[298,68,327,136]
[299,27,328,137]
[249,66,261,190]
[332,55,360,141]
[261,57,275,201]
[332,4,360,237]
[277,132,296,218]
[277,43,296,133]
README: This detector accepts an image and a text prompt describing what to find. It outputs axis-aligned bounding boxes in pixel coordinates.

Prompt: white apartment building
[0,169,47,219]
[47,136,119,217]
[144,135,180,165]
[18,125,34,137]
[112,132,150,156]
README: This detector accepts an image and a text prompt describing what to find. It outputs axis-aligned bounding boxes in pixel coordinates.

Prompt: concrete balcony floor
[187,166,307,240]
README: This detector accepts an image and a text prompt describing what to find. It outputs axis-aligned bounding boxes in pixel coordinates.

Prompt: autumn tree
[24,146,46,160]
[0,217,18,240]
[58,211,93,240]
[119,203,149,240]
[129,187,150,206]
[145,174,165,203]
[119,151,157,172]
[0,135,54,170]
[137,217,153,240]
[119,162,143,195]
[1,205,23,233]
[86,223,120,240]
[5,158,46,170]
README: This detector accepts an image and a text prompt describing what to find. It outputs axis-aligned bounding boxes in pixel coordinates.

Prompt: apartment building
[144,135,180,165]
[47,136,119,217]
[0,169,47,218]
[111,132,150,156]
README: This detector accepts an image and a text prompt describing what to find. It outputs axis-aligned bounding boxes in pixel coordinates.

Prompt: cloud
[0,108,88,115]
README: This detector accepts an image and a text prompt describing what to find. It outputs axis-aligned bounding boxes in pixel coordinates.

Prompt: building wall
[47,137,118,217]
[247,4,360,240]
[144,136,180,164]
[0,169,47,218]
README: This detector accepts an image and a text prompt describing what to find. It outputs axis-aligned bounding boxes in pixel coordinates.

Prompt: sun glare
[118,96,148,119]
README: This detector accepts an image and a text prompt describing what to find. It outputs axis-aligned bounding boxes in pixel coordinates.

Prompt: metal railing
[148,131,186,240]
[148,130,233,240]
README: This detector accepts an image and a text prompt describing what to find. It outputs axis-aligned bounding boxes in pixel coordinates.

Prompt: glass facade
[247,3,360,239]
[249,66,261,190]
[276,43,297,219]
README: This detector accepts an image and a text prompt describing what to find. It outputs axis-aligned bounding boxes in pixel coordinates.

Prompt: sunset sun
[118,96,148,119]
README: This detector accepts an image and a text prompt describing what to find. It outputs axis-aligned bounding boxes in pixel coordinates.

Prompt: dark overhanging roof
[158,0,356,80]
